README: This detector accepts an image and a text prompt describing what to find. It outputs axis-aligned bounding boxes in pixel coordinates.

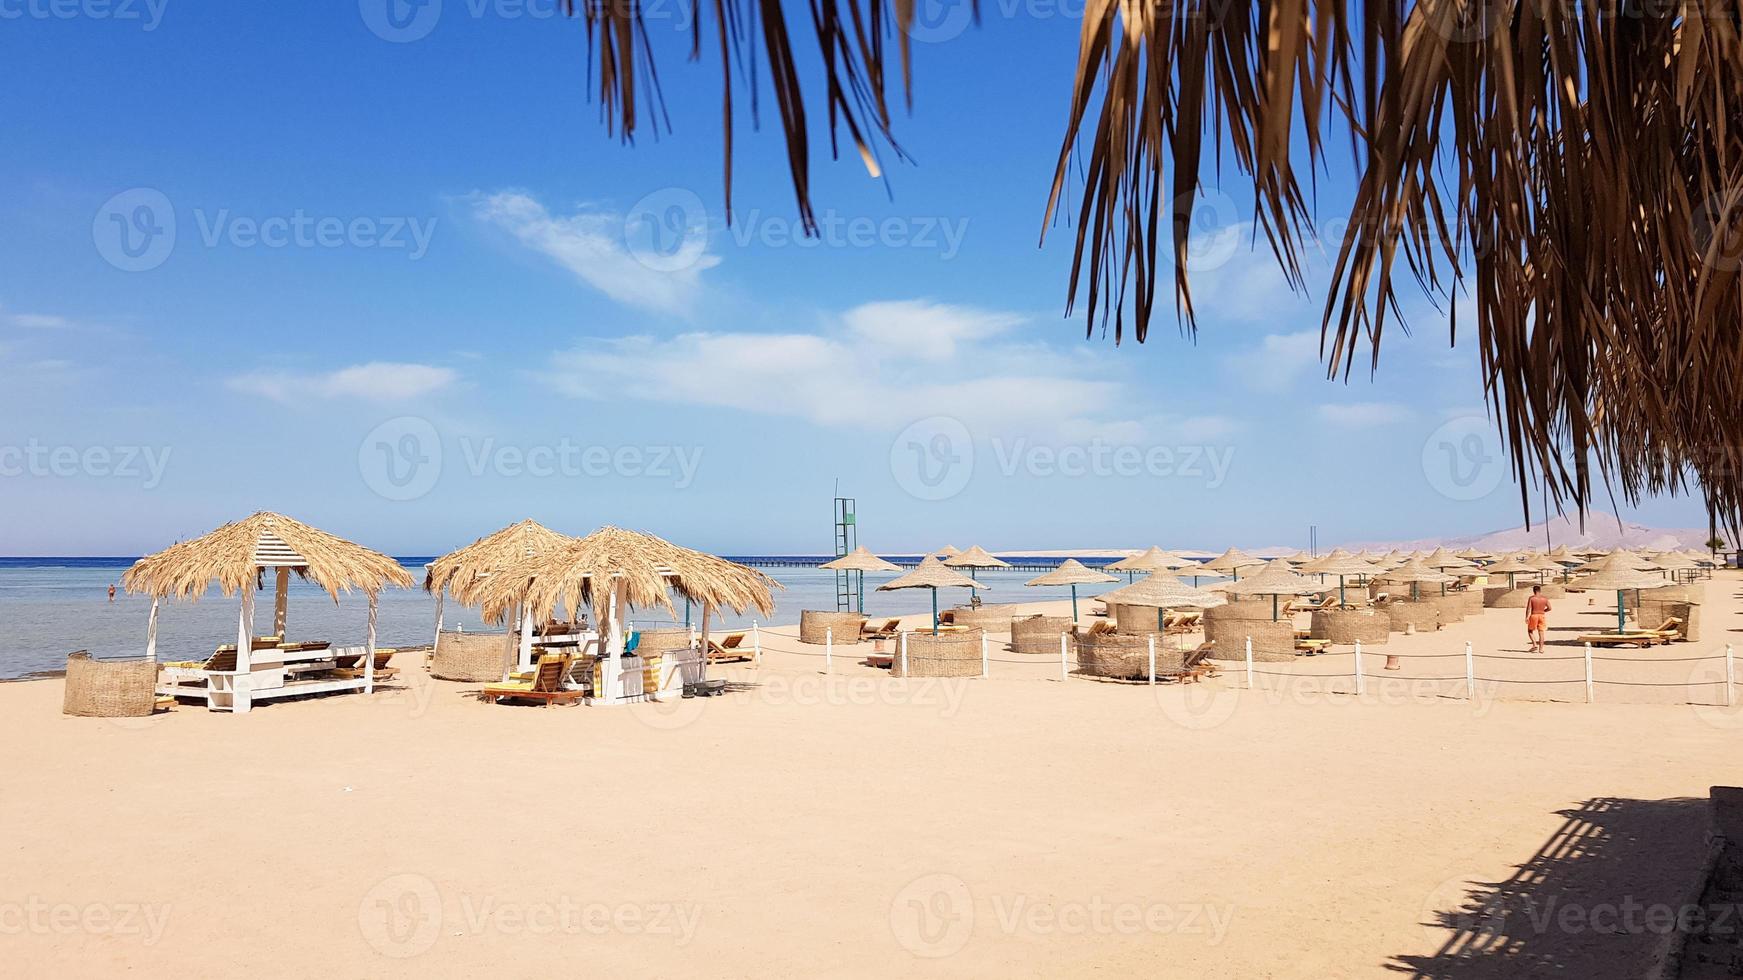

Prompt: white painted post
[1059,633,1068,682]
[517,603,537,673]
[431,589,445,660]
[1727,644,1736,707]
[144,597,160,663]
[1464,642,1475,699]
[751,621,762,668]
[1148,635,1157,686]
[901,631,910,676]
[365,592,379,695]
[825,628,833,674]
[1244,637,1254,690]
[273,567,290,639]
[235,584,256,714]
[1583,642,1595,703]
[980,632,989,679]
[1354,640,1365,695]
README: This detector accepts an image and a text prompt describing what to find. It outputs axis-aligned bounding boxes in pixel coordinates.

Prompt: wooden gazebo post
[272,567,290,638]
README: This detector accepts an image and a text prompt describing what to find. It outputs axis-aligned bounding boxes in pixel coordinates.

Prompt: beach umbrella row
[1024,559,1116,623]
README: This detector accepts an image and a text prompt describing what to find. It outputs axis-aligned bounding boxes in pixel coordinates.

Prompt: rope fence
[728,623,1742,708]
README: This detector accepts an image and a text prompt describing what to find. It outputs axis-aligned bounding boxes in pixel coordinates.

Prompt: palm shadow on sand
[1387,796,1708,978]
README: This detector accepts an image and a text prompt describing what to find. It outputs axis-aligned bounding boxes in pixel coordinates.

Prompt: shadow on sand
[1390,796,1710,978]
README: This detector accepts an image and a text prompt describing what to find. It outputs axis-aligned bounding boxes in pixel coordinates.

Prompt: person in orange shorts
[1524,585,1551,653]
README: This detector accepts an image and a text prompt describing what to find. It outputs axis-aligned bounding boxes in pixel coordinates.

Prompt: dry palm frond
[425,520,574,604]
[472,525,779,624]
[122,512,413,601]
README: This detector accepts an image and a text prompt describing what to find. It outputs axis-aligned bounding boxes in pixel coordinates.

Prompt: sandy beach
[4,572,1738,978]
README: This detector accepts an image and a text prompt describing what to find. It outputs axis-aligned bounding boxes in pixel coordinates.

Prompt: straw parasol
[931,545,962,560]
[1376,557,1455,601]
[1577,552,1673,633]
[1576,548,1658,573]
[1422,547,1476,572]
[1024,559,1116,623]
[943,545,1012,596]
[1300,550,1383,606]
[1200,547,1264,581]
[122,512,413,702]
[1454,547,1494,563]
[1222,558,1322,620]
[1107,546,1188,581]
[1095,572,1226,635]
[820,546,900,613]
[1479,554,1539,590]
[878,556,983,634]
[1279,550,1313,565]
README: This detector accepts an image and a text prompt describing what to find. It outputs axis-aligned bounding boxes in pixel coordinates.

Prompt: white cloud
[228,362,458,403]
[471,190,719,315]
[1316,401,1412,428]
[540,301,1145,438]
[1236,331,1324,389]
[9,313,70,329]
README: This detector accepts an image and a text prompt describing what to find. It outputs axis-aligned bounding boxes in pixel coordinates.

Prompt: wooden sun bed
[482,653,582,707]
[860,618,902,641]
[326,648,398,681]
[1577,618,1683,647]
[706,632,754,662]
[1295,638,1332,655]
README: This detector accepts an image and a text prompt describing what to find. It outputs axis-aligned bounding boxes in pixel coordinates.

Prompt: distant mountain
[1342,511,1714,555]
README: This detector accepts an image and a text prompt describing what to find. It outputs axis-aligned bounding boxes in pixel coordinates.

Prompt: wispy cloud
[539,300,1151,438]
[9,313,71,329]
[1316,401,1412,428]
[228,362,459,402]
[470,190,720,316]
[1234,331,1324,389]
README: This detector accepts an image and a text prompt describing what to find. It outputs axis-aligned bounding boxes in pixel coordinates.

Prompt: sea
[0,556,1144,680]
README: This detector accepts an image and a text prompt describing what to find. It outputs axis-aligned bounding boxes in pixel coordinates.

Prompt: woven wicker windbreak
[1202,601,1296,661]
[945,604,1027,630]
[62,653,157,718]
[1383,600,1441,633]
[430,630,514,682]
[1010,615,1074,654]
[1307,609,1390,645]
[799,610,866,645]
[1420,594,1467,624]
[892,629,984,678]
[1074,631,1186,680]
[633,629,694,656]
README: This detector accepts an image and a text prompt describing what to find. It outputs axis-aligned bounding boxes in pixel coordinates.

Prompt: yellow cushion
[484,682,535,694]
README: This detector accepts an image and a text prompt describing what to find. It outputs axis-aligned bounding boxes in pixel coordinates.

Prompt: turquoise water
[0,558,1132,679]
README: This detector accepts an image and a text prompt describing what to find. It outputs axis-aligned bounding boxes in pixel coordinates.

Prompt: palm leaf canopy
[425,519,574,604]
[820,546,900,573]
[123,512,413,601]
[553,0,1743,531]
[474,526,778,624]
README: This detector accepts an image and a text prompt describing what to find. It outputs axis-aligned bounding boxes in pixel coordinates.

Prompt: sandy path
[2,576,1739,978]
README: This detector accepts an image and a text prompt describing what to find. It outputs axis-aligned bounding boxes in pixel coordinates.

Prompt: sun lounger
[706,632,754,662]
[938,611,956,626]
[1576,632,1671,648]
[327,648,399,681]
[1163,611,1203,634]
[1284,596,1335,616]
[482,652,581,707]
[1295,638,1332,655]
[1077,620,1116,638]
[1182,641,1217,682]
[860,618,902,641]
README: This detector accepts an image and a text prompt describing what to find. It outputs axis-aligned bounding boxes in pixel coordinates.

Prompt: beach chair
[860,618,902,641]
[706,632,754,662]
[938,610,957,626]
[482,652,581,707]
[1182,641,1218,682]
[1647,617,1685,641]
[1289,595,1336,615]
[327,648,399,681]
[1575,631,1669,648]
[1163,611,1203,634]
[1079,620,1116,638]
[1295,638,1332,655]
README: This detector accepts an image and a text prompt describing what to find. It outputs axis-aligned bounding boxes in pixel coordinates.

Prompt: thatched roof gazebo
[877,556,981,634]
[424,519,575,665]
[1024,558,1116,623]
[474,526,779,704]
[122,512,413,714]
[820,546,900,613]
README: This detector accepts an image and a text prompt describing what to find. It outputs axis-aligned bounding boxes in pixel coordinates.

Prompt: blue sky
[0,3,1712,555]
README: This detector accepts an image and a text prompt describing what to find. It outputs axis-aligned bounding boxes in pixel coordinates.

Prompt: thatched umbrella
[1648,551,1699,582]
[877,556,982,634]
[1455,547,1494,563]
[1095,572,1226,637]
[932,545,962,560]
[424,519,573,660]
[1024,559,1116,624]
[943,545,1011,598]
[1200,547,1263,582]
[122,512,413,709]
[1480,554,1539,590]
[1222,559,1321,621]
[1108,546,1188,582]
[820,546,899,613]
[1578,553,1673,634]
[1576,549,1658,574]
[475,526,779,698]
[1300,551,1382,607]
[1376,558,1455,602]
[1421,548,1477,596]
